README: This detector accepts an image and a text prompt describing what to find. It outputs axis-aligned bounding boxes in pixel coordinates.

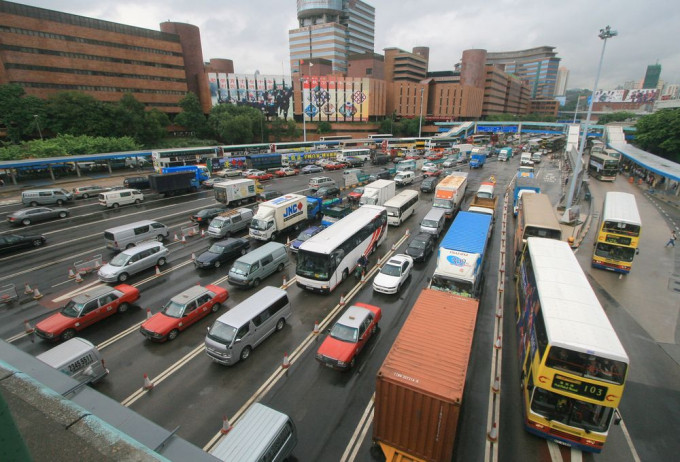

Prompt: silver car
[97,241,169,283]
[72,185,111,199]
[7,207,69,226]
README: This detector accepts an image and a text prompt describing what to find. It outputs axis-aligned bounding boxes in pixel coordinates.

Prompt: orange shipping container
[373,289,478,462]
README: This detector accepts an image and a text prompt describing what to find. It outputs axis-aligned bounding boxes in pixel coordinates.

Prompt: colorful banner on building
[593,90,625,103]
[207,73,294,120]
[301,75,370,122]
[624,88,658,103]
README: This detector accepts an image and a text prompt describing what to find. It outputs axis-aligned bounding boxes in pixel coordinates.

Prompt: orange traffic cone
[313,321,320,334]
[201,229,206,238]
[282,353,290,369]
[492,376,500,394]
[191,252,196,261]
[282,275,287,286]
[494,336,502,349]
[68,268,76,279]
[24,320,34,335]
[173,233,179,242]
[146,308,152,320]
[220,416,232,435]
[143,373,154,390]
[24,283,33,295]
[488,422,498,442]
[181,235,186,244]
[75,272,84,283]
[339,293,346,306]
[32,288,43,300]
[155,266,161,276]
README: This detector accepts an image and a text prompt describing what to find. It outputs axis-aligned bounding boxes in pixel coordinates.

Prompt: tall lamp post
[418,87,424,138]
[566,25,617,208]
[572,96,584,124]
[33,114,43,140]
[300,78,307,142]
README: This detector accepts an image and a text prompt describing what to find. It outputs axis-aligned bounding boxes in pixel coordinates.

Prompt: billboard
[593,90,625,103]
[624,88,658,103]
[207,73,294,119]
[301,76,371,122]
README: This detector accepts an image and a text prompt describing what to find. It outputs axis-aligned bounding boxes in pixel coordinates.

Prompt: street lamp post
[300,79,307,142]
[572,96,583,124]
[418,87,424,138]
[566,25,617,208]
[33,114,43,141]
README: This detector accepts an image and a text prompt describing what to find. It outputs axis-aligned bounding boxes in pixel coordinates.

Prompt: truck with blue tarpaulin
[429,211,493,298]
[306,196,341,220]
[160,165,210,184]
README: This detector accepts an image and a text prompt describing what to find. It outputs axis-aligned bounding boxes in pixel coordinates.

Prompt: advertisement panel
[593,90,625,103]
[209,73,294,119]
[301,75,370,122]
[624,88,658,103]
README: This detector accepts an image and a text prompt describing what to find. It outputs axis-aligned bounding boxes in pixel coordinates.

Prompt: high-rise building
[555,67,569,96]
[486,46,561,99]
[383,47,429,83]
[643,64,662,89]
[289,0,375,75]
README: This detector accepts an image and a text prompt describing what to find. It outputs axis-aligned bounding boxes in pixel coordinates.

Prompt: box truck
[249,193,307,241]
[432,172,468,219]
[148,172,197,196]
[359,179,396,206]
[214,178,258,206]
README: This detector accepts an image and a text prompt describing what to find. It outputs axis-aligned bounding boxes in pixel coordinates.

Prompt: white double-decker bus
[296,205,388,293]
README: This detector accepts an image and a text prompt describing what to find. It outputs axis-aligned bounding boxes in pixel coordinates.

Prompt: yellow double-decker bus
[592,192,641,274]
[517,237,629,453]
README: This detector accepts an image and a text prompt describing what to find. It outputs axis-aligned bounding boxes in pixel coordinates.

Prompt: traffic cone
[75,272,84,283]
[391,242,396,251]
[24,320,34,335]
[405,228,410,237]
[488,422,498,442]
[494,336,502,349]
[201,229,206,238]
[68,268,76,279]
[155,266,161,276]
[313,321,320,334]
[173,233,179,242]
[146,308,152,320]
[286,236,290,246]
[220,416,233,435]
[191,252,196,261]
[282,353,290,369]
[282,275,287,286]
[181,235,186,244]
[143,373,154,390]
[492,376,500,394]
[361,271,366,283]
[33,288,43,300]
[24,283,33,294]
[339,293,346,306]
[495,306,503,319]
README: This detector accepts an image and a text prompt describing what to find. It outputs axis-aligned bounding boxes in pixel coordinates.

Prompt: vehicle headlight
[44,331,54,338]
[315,353,322,360]
[337,360,347,367]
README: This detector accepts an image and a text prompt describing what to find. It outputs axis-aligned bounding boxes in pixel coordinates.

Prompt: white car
[372,254,414,294]
[242,169,261,177]
[421,162,438,172]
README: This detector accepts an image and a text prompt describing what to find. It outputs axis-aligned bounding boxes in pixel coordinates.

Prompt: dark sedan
[194,238,250,269]
[404,232,436,262]
[7,207,69,226]
[0,234,46,253]
[191,206,228,225]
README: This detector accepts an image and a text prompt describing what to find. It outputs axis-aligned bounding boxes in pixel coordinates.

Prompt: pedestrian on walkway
[666,230,677,247]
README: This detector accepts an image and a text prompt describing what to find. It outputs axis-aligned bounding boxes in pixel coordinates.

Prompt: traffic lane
[110,222,415,448]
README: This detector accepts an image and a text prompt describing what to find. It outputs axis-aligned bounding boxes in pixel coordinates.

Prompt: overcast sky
[19,0,680,90]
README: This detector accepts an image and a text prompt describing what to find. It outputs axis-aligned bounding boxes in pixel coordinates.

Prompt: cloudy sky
[19,0,680,90]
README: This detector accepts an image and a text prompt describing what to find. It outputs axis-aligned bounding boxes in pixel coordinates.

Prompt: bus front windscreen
[296,250,331,281]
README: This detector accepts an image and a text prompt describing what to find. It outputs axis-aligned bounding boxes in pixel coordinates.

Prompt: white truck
[395,158,425,172]
[432,172,468,219]
[360,179,396,206]
[249,193,307,241]
[214,179,258,206]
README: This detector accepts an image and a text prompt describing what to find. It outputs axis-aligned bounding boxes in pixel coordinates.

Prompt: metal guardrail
[74,254,103,275]
[0,284,18,305]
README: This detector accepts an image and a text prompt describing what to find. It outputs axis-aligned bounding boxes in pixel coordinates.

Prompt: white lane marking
[340,395,375,462]
[547,441,564,462]
[52,279,101,302]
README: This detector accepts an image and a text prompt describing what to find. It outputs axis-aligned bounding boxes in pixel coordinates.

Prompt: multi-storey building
[289,0,375,75]
[642,64,662,89]
[555,67,569,96]
[383,47,429,83]
[0,0,210,114]
[486,46,561,99]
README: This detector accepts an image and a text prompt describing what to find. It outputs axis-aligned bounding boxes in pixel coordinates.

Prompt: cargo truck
[373,288,478,462]
[249,193,307,241]
[513,177,540,216]
[359,179,396,206]
[469,147,488,168]
[160,165,210,183]
[395,158,424,172]
[148,172,198,196]
[498,147,513,162]
[429,211,493,298]
[306,196,341,220]
[468,181,497,217]
[432,172,468,219]
[213,178,259,206]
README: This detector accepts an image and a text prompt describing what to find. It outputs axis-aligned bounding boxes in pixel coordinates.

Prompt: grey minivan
[420,207,447,237]
[205,286,291,365]
[97,241,169,283]
[21,188,73,206]
[207,208,254,239]
[227,242,287,288]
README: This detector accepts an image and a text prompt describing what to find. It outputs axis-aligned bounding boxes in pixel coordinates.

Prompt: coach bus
[513,193,562,265]
[592,192,641,274]
[368,133,394,140]
[296,205,388,293]
[151,146,221,171]
[588,151,619,182]
[516,237,629,453]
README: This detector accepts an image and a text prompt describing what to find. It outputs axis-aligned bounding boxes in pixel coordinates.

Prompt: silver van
[210,403,297,462]
[308,176,336,191]
[21,188,73,206]
[420,207,447,237]
[207,208,254,239]
[36,337,108,384]
[97,241,169,283]
[227,242,287,288]
[205,286,291,365]
[104,220,169,251]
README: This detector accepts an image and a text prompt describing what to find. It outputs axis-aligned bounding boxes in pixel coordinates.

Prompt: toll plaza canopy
[608,142,680,183]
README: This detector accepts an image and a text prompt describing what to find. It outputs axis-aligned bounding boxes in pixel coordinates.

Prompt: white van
[99,189,144,208]
[520,152,534,167]
[308,177,336,191]
[104,220,169,251]
[36,337,108,384]
[205,286,291,365]
[384,189,419,226]
[210,403,297,462]
[21,188,73,206]
[394,171,415,186]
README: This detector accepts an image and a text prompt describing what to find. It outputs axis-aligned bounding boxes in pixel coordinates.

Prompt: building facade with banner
[207,73,295,120]
[295,75,386,121]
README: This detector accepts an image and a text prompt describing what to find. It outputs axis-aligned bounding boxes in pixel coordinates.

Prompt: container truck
[359,179,396,206]
[306,196,341,220]
[373,288,478,462]
[429,211,493,298]
[498,147,513,161]
[160,165,210,183]
[512,177,540,216]
[249,193,307,241]
[213,178,258,206]
[148,172,197,196]
[469,147,488,168]
[395,158,424,172]
[432,172,468,219]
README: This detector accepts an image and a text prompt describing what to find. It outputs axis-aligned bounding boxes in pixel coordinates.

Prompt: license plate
[324,362,334,368]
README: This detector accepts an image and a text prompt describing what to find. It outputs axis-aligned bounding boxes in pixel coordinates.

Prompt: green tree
[45,91,111,137]
[596,112,637,125]
[316,121,332,133]
[0,84,47,143]
[634,109,680,162]
[175,92,211,138]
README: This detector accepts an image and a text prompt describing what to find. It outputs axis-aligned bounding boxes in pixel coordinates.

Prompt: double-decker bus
[514,193,562,265]
[588,151,619,181]
[592,192,641,274]
[517,237,629,453]
[151,146,221,171]
[296,205,388,293]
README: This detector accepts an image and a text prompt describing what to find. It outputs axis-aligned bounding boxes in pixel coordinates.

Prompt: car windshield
[296,250,331,280]
[250,218,269,231]
[409,238,428,250]
[297,230,316,241]
[109,253,130,267]
[61,300,84,317]
[353,188,364,194]
[211,219,224,229]
[161,300,185,318]
[330,322,359,343]
[230,261,250,276]
[422,219,438,228]
[207,321,237,344]
[380,263,402,277]
[433,198,452,209]
[208,243,226,253]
